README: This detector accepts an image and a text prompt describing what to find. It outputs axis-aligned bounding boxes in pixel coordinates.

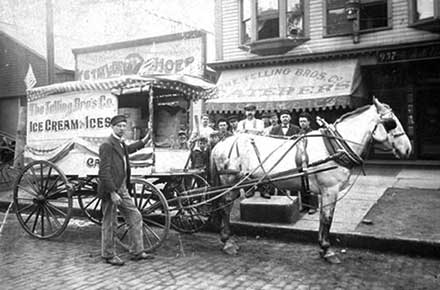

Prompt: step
[240,196,300,224]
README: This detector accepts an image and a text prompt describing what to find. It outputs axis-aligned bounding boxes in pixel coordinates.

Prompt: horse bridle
[375,109,406,138]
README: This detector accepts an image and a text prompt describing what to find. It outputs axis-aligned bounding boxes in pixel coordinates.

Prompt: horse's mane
[334,105,371,125]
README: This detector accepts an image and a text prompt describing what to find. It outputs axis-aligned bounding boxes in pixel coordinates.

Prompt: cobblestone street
[1,212,439,290]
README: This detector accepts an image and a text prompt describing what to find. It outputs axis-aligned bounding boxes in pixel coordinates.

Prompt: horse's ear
[372,96,386,113]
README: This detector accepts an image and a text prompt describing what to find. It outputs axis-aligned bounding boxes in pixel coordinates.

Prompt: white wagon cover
[25,75,216,176]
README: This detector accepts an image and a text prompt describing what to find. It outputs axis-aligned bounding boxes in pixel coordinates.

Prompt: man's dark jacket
[97,135,145,199]
[269,124,300,137]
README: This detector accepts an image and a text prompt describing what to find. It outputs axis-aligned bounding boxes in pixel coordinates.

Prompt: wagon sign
[26,91,118,175]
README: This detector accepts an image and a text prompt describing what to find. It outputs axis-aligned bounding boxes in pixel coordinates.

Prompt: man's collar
[112,132,124,142]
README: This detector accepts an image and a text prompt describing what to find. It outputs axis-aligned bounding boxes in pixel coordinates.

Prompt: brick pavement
[1,212,439,290]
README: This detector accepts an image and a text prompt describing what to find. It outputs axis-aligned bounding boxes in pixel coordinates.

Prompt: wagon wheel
[13,160,73,239]
[0,134,19,190]
[116,178,170,252]
[170,174,210,234]
[76,177,102,225]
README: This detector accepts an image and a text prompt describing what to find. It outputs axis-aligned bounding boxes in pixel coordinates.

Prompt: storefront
[207,40,440,161]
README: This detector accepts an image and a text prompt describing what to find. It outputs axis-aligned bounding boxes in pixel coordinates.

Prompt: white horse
[210,98,412,263]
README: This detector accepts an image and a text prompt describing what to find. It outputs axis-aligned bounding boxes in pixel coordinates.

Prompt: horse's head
[371,97,412,159]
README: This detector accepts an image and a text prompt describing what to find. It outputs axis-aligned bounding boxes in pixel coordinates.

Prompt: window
[287,0,305,37]
[241,0,251,44]
[414,0,434,21]
[409,0,440,32]
[257,0,279,40]
[325,0,390,36]
[239,0,308,55]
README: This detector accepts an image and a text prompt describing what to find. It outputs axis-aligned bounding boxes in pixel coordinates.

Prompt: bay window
[239,0,308,55]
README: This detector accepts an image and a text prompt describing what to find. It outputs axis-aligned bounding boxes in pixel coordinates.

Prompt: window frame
[408,0,440,26]
[323,0,392,38]
[238,0,310,55]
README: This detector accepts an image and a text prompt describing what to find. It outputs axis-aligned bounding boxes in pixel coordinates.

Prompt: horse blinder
[381,118,397,132]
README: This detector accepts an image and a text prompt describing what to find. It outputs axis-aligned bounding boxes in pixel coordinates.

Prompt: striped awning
[206,59,365,112]
[27,74,216,102]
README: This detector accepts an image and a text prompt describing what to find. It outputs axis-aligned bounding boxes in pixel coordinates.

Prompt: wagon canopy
[27,74,216,101]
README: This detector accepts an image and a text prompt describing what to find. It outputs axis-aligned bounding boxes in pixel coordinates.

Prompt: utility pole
[46,0,55,84]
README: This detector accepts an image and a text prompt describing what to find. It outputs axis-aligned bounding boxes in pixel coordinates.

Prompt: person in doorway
[98,115,154,266]
[190,137,210,173]
[227,115,239,134]
[237,105,265,134]
[269,110,300,137]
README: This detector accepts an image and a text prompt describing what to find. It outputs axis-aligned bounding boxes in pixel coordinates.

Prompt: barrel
[118,107,141,140]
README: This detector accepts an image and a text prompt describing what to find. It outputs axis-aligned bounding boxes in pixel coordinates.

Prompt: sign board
[25,91,118,176]
[74,31,206,81]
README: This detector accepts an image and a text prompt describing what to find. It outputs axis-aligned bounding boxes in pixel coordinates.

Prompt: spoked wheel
[76,177,102,225]
[13,160,73,239]
[116,178,170,252]
[169,174,210,234]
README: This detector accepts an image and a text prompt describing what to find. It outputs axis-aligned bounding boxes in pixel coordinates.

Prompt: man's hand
[110,192,122,206]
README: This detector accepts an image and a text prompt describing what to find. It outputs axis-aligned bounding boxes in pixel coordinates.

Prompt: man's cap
[279,109,291,116]
[110,115,127,126]
[227,115,239,122]
[217,118,228,125]
[299,111,312,121]
[244,104,257,111]
[178,130,187,136]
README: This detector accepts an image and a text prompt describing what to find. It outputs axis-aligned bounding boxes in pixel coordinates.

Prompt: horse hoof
[322,251,341,264]
[223,240,239,255]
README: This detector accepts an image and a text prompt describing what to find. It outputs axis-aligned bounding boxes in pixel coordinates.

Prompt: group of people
[98,107,317,266]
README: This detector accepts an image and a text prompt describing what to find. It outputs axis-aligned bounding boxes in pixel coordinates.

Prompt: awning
[206,59,365,112]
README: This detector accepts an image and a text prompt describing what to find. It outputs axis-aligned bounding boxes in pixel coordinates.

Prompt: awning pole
[148,85,155,173]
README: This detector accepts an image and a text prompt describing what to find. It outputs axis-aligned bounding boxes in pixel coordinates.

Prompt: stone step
[240,196,300,224]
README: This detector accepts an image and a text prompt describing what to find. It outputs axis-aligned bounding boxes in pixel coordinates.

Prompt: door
[415,87,440,160]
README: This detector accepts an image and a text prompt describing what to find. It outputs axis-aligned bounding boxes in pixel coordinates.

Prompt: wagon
[12,74,216,252]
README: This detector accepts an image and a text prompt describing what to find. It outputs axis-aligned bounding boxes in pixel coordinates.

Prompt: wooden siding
[217,0,440,61]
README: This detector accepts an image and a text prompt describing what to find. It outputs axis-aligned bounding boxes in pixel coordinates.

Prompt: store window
[325,0,390,36]
[239,0,308,55]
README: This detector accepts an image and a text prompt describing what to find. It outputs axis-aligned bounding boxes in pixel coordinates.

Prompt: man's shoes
[131,252,155,261]
[308,208,317,215]
[103,256,125,266]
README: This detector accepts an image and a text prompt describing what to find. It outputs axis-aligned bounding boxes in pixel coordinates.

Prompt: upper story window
[414,0,434,21]
[409,0,440,32]
[239,0,308,55]
[325,0,390,36]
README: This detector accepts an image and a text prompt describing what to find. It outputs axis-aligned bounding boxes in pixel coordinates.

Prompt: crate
[240,196,300,224]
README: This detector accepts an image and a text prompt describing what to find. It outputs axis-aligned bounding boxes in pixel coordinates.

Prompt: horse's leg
[220,191,240,255]
[318,184,341,264]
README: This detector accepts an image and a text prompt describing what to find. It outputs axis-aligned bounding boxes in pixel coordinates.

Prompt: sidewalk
[1,164,440,258]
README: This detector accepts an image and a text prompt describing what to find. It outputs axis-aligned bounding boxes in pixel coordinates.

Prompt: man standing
[217,118,233,141]
[297,111,318,214]
[190,114,214,147]
[98,115,153,266]
[298,111,314,134]
[227,115,239,134]
[269,110,300,137]
[237,105,265,134]
[263,112,279,136]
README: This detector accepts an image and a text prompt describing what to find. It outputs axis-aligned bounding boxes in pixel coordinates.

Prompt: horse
[209,98,412,263]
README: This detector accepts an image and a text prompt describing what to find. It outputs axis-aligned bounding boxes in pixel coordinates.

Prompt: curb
[2,199,439,259]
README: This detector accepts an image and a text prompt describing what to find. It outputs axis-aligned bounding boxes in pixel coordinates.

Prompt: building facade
[208,0,440,161]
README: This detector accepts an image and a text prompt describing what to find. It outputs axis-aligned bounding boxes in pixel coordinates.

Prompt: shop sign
[377,44,440,63]
[76,36,204,80]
